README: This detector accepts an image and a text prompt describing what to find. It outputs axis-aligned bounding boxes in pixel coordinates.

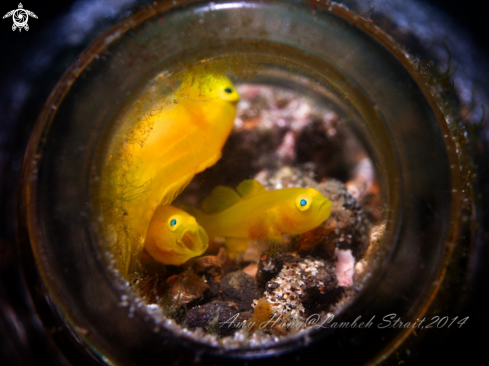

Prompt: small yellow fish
[184,180,332,256]
[112,73,239,273]
[145,205,209,266]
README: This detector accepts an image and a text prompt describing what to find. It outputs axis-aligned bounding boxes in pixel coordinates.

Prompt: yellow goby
[145,205,208,266]
[114,74,239,272]
[184,180,332,256]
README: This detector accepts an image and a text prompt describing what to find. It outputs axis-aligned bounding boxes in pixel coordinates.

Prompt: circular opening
[99,62,386,345]
[21,1,460,364]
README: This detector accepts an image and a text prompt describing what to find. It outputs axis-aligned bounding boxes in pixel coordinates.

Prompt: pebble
[190,253,225,298]
[256,251,301,286]
[220,271,262,311]
[183,301,250,338]
[164,271,209,307]
[260,256,340,322]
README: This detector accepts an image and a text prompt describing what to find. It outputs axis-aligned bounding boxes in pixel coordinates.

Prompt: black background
[1,1,488,79]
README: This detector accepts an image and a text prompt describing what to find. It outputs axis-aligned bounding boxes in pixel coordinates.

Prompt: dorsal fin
[236,179,267,198]
[201,186,241,214]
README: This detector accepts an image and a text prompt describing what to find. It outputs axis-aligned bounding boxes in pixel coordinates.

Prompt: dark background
[1,1,488,365]
[422,0,489,56]
[1,0,488,83]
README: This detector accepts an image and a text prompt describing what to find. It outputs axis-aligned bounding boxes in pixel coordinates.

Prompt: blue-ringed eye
[168,215,180,231]
[296,195,311,211]
[224,87,233,94]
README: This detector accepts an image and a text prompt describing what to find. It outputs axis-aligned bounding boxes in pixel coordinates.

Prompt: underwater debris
[220,271,262,311]
[131,257,223,316]
[130,270,169,305]
[165,271,209,305]
[256,251,301,286]
[296,226,336,260]
[306,179,371,261]
[183,301,251,338]
[247,297,273,334]
[188,249,228,298]
[252,255,341,335]
[335,249,355,287]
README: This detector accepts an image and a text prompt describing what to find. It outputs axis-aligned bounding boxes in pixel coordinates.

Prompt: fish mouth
[318,198,332,218]
[178,225,209,253]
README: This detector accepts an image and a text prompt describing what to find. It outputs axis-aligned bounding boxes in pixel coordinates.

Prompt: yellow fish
[184,180,332,256]
[115,74,239,273]
[145,205,208,266]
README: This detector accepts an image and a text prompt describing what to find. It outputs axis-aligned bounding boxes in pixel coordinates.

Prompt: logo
[3,3,38,32]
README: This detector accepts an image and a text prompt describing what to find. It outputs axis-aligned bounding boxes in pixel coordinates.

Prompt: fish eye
[219,83,239,102]
[296,195,311,211]
[167,215,180,231]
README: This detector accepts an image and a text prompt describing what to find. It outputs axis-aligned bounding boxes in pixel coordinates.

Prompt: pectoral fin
[266,236,289,254]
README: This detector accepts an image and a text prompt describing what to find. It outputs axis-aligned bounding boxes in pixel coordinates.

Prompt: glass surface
[21,0,461,364]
